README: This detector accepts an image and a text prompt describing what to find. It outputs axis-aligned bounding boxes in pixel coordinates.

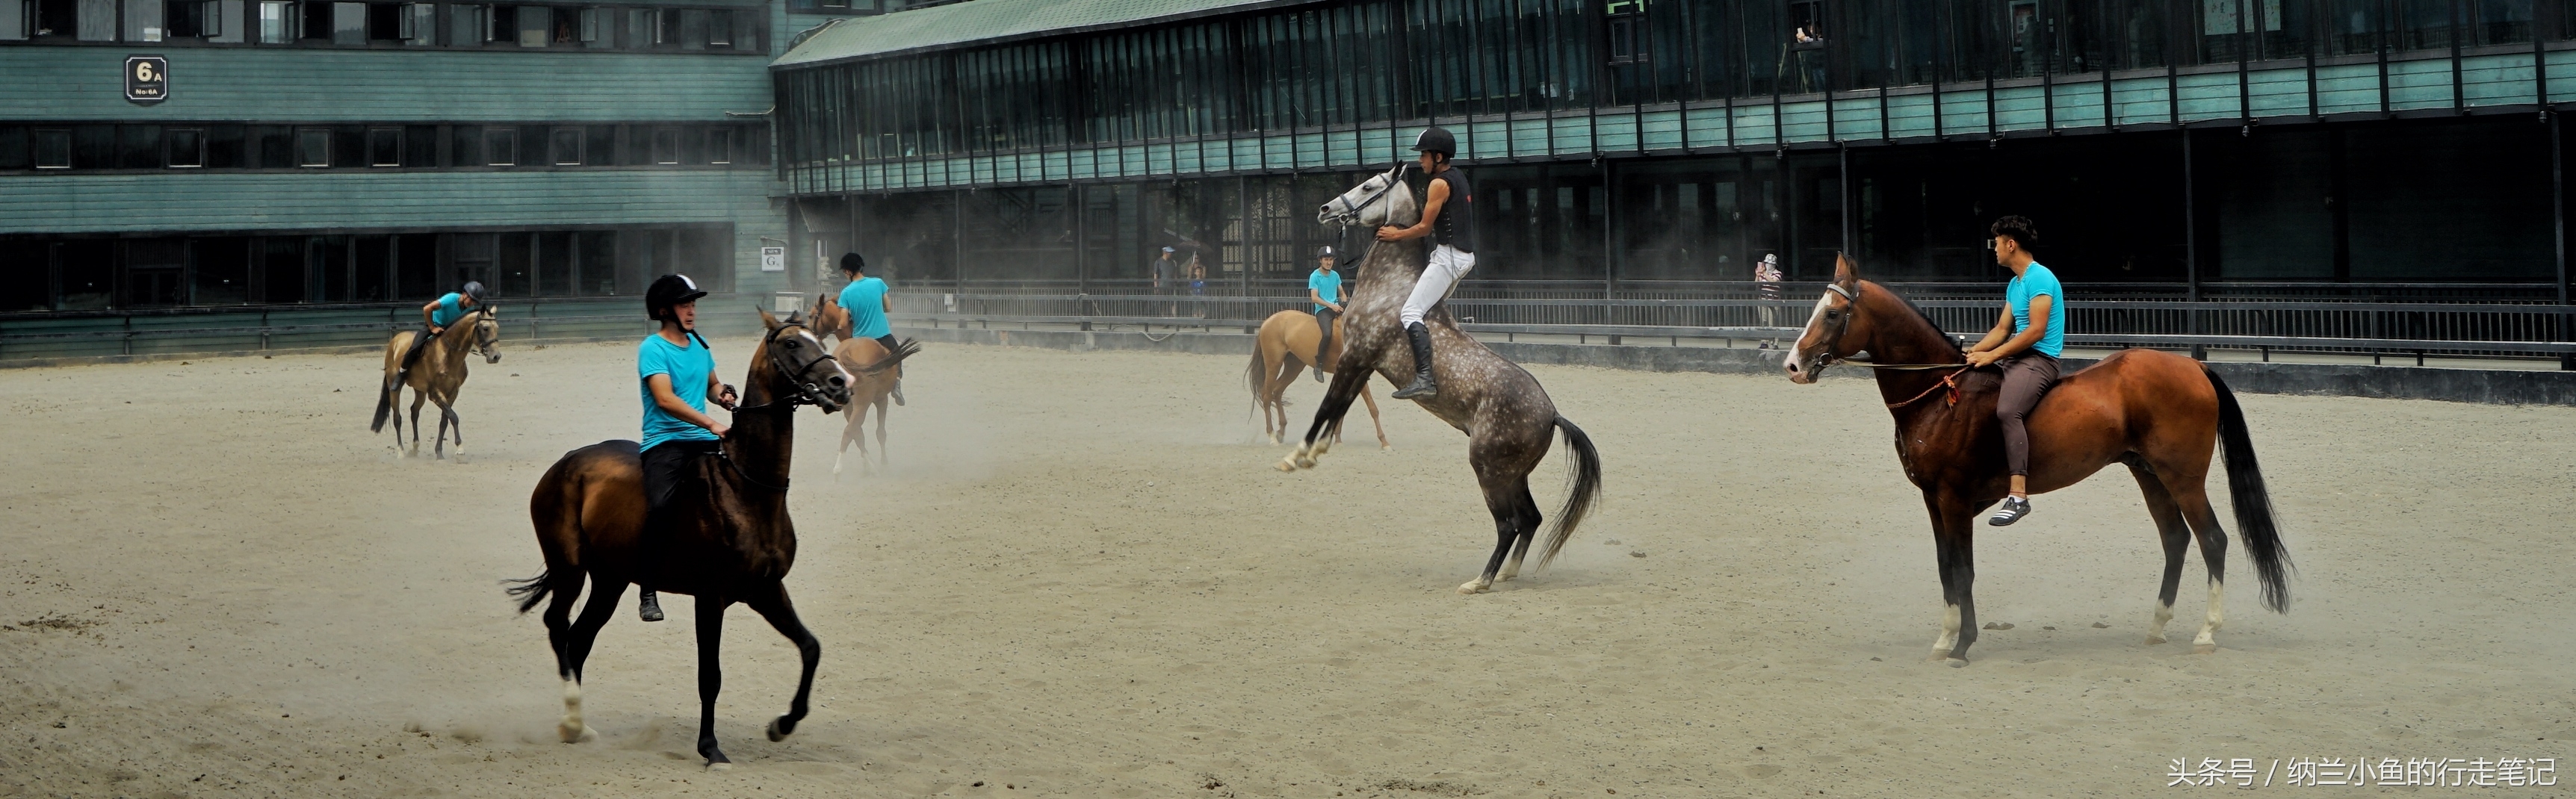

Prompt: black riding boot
[1390,322,1439,400]
[637,589,664,622]
[1313,339,1331,382]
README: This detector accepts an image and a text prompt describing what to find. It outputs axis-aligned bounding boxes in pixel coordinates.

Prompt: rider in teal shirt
[1307,246,1344,382]
[1963,216,2063,526]
[835,253,904,405]
[632,273,736,624]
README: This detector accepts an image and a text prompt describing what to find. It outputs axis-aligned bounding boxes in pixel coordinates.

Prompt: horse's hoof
[558,723,593,743]
[1274,458,1298,473]
[2144,635,2167,645]
[1943,657,1970,668]
[1456,580,1490,594]
[2193,644,2219,655]
[706,761,733,772]
[766,718,791,742]
[1292,455,1316,469]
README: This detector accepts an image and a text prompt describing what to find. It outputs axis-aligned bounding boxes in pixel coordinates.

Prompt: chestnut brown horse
[1246,308,1387,449]
[1786,255,2290,665]
[505,310,856,769]
[1281,166,1604,594]
[831,334,922,476]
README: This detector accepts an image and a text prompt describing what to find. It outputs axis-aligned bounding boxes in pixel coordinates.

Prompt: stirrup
[637,590,665,622]
[1987,497,2033,526]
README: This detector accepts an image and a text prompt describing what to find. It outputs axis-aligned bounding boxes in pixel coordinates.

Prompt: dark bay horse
[369,307,501,459]
[1246,308,1387,449]
[1280,166,1604,594]
[506,310,856,769]
[1786,255,2291,665]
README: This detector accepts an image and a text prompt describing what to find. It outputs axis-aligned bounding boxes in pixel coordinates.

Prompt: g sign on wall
[125,56,169,105]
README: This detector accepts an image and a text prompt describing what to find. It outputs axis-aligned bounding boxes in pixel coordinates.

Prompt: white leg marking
[1498,554,1524,582]
[557,680,593,743]
[1457,576,1493,594]
[2193,582,2226,651]
[1930,603,1961,654]
[2147,600,2175,644]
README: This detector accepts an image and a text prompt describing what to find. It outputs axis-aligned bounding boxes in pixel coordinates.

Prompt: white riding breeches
[1402,245,1476,327]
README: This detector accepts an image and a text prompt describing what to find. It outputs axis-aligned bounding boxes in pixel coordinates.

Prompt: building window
[367,127,401,166]
[513,2,544,46]
[549,126,580,164]
[576,4,603,46]
[484,127,515,165]
[650,128,678,164]
[399,1,429,43]
[485,2,511,41]
[1606,0,1647,65]
[295,128,330,167]
[706,8,727,46]
[34,128,71,169]
[708,127,733,164]
[164,0,216,37]
[167,128,205,167]
[256,0,289,41]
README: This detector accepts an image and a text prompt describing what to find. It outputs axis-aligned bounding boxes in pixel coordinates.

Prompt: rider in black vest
[1379,127,1474,400]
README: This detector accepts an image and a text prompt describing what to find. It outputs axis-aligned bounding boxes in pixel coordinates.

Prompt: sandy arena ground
[4,336,2575,798]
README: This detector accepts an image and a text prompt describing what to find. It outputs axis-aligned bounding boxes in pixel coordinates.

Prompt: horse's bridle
[1321,163,1410,227]
[730,322,844,414]
[1809,282,1974,408]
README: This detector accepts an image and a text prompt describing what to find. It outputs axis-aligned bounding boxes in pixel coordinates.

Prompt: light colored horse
[371,308,501,459]
[1280,166,1604,594]
[830,335,920,476]
[1247,309,1387,448]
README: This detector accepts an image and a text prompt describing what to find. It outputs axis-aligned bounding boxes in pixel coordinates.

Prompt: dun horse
[831,335,921,476]
[506,310,859,769]
[1786,255,2291,665]
[369,308,501,458]
[1246,308,1387,449]
[1281,166,1604,594]
[811,291,921,475]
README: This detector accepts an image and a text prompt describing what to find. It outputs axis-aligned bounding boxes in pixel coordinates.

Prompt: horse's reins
[1322,163,1411,227]
[699,321,847,494]
[1812,283,1975,408]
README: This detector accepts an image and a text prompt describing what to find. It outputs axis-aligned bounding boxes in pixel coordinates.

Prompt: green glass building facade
[768,0,2576,300]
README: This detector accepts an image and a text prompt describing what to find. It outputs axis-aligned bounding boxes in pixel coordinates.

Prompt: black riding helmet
[1411,126,1457,158]
[459,281,488,305]
[1314,246,1335,260]
[839,252,864,275]
[645,273,709,321]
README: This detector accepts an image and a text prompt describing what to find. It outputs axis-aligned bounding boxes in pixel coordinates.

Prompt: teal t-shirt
[837,277,892,340]
[637,332,721,451]
[2007,263,2066,358]
[430,293,471,327]
[1308,269,1343,312]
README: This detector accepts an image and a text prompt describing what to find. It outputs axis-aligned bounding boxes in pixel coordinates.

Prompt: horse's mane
[1869,282,1963,357]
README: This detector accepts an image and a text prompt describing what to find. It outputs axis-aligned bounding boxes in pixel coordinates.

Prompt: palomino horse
[369,308,501,458]
[830,335,922,476]
[506,310,858,769]
[1280,165,1605,594]
[1786,255,2291,665]
[1246,308,1387,449]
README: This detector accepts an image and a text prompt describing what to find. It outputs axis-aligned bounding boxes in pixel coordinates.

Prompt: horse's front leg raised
[744,582,822,742]
[1278,358,1375,472]
[694,594,733,770]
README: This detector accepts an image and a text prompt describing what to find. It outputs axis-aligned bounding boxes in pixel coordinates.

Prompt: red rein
[1886,366,1972,410]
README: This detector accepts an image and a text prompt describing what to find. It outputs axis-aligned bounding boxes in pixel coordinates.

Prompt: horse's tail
[855,338,923,376]
[504,570,553,615]
[370,379,396,432]
[1534,416,1605,572]
[2205,367,2293,614]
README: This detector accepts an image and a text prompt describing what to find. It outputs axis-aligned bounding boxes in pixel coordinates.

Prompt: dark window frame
[366,126,402,166]
[294,126,331,167]
[166,127,205,167]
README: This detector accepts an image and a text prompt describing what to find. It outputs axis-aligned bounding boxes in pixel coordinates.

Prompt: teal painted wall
[0,48,774,122]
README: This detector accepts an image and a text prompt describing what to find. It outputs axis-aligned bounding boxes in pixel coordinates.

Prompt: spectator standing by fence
[1755,253,1785,346]
[1152,246,1179,316]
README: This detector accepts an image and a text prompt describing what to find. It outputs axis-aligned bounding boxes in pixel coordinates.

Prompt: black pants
[1311,308,1337,367]
[640,438,722,585]
[1994,353,2061,477]
[397,324,436,373]
[873,333,900,353]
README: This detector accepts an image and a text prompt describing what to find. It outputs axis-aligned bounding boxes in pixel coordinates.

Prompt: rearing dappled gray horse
[1278,165,1605,594]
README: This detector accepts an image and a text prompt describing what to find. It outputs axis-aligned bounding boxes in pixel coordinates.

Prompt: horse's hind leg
[743,582,822,743]
[693,594,734,769]
[2129,462,2195,646]
[406,390,427,458]
[1279,361,1375,472]
[2168,478,2232,653]
[834,403,861,477]
[557,578,627,743]
[1357,382,1390,450]
[873,397,890,467]
[1495,488,1544,582]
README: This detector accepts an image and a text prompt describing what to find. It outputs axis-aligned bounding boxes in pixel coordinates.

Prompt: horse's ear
[1833,252,1861,289]
[758,306,783,331]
